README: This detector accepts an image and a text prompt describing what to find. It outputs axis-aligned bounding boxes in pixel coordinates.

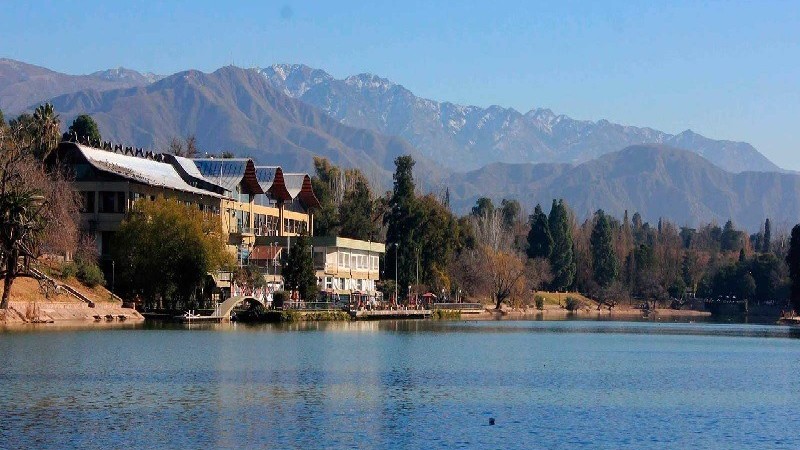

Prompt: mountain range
[259,64,778,174]
[0,58,797,229]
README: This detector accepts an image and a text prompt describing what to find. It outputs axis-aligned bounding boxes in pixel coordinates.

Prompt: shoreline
[466,306,712,321]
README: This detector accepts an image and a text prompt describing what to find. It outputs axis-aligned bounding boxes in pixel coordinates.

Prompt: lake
[1,319,799,449]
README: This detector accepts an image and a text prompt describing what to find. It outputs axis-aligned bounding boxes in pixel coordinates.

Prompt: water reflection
[1,320,800,449]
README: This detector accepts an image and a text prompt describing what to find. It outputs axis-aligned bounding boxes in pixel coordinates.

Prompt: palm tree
[31,103,60,160]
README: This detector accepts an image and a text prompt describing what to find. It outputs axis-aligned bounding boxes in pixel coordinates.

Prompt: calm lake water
[1,319,800,449]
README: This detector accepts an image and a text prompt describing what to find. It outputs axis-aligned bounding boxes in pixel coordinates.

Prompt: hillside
[260,64,780,173]
[0,58,158,114]
[447,144,800,230]
[46,66,441,184]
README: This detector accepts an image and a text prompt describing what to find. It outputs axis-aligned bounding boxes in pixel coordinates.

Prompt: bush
[565,296,582,312]
[431,309,461,320]
[77,262,105,287]
[60,262,78,279]
[272,291,287,308]
[534,295,545,310]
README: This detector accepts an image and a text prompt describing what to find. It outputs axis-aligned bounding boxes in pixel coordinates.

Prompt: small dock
[350,309,431,319]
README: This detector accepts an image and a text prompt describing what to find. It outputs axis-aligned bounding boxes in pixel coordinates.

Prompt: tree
[0,109,4,127]
[168,135,199,158]
[590,210,618,287]
[385,155,418,291]
[484,247,528,309]
[31,103,61,160]
[786,224,800,313]
[281,232,317,301]
[0,122,79,309]
[526,203,552,260]
[471,197,494,218]
[65,114,101,143]
[548,199,576,290]
[500,199,521,230]
[112,197,233,310]
[338,177,379,241]
[763,218,772,253]
[720,220,744,252]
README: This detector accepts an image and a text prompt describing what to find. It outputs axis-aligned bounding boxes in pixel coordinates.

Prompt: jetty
[350,308,431,319]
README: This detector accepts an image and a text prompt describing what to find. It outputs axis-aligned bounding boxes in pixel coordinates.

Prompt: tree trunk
[494,294,504,310]
[1,250,18,309]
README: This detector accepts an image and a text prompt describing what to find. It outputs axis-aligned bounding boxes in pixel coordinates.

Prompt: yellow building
[54,142,318,262]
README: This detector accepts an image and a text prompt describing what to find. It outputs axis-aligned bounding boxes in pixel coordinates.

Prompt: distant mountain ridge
[45,66,440,184]
[259,64,779,173]
[0,58,160,114]
[447,144,800,230]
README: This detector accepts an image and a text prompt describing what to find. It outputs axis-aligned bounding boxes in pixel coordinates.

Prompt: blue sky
[4,0,800,169]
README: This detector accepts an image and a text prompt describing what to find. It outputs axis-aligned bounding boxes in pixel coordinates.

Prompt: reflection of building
[256,236,385,298]
[54,141,319,262]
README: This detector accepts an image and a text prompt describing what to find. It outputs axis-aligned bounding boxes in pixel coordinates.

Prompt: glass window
[79,191,95,213]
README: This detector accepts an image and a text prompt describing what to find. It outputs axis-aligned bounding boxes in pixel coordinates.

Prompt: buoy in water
[489,418,495,425]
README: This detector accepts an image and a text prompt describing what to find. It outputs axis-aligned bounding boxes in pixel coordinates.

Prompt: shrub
[565,296,582,312]
[272,291,287,308]
[534,295,545,310]
[60,262,78,279]
[431,309,461,320]
[77,262,105,288]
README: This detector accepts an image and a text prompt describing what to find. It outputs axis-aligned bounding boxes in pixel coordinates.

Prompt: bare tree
[0,123,79,309]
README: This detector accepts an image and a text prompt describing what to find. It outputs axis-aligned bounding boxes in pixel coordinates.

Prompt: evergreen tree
[526,203,552,259]
[548,199,576,290]
[310,157,341,237]
[786,224,800,313]
[763,218,772,253]
[65,114,101,143]
[339,178,378,241]
[0,109,4,127]
[385,155,418,291]
[281,232,318,301]
[590,209,618,287]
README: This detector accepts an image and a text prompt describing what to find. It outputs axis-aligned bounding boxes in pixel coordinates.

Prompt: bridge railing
[282,301,341,311]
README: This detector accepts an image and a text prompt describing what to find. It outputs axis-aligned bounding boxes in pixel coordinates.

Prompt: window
[338,252,350,268]
[99,191,124,213]
[371,256,379,271]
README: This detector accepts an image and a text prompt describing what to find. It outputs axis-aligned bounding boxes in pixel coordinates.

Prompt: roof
[68,144,225,198]
[250,245,283,260]
[192,158,264,195]
[283,173,321,208]
[160,154,226,195]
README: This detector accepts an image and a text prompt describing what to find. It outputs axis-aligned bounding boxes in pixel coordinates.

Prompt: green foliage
[272,290,287,308]
[112,197,233,310]
[339,177,379,241]
[385,155,418,290]
[500,199,521,229]
[281,232,318,301]
[548,199,576,290]
[720,220,744,252]
[534,295,545,310]
[763,218,771,253]
[590,209,618,287]
[76,261,105,288]
[310,157,341,237]
[471,197,494,218]
[431,309,461,320]
[60,262,77,279]
[66,114,101,143]
[787,224,800,312]
[526,203,553,260]
[0,109,4,127]
[565,296,582,312]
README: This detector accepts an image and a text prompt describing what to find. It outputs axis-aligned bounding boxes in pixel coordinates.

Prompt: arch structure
[217,296,266,319]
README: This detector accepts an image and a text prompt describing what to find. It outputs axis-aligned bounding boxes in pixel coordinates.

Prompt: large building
[53,140,384,300]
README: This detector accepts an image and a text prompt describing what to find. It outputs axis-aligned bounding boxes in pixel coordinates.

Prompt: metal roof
[192,158,264,195]
[74,144,224,197]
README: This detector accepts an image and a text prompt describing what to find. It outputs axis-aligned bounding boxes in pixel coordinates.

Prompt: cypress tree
[590,209,618,287]
[763,218,771,253]
[526,203,553,259]
[282,232,318,301]
[385,155,418,291]
[548,199,576,290]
